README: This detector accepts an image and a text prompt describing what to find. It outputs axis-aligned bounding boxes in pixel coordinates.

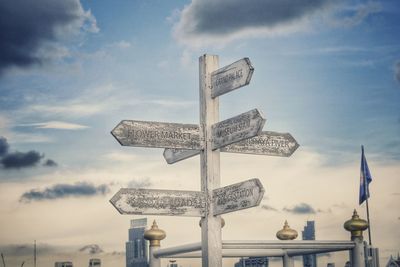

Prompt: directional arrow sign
[221,131,299,157]
[212,108,265,150]
[111,120,200,150]
[110,188,206,217]
[212,178,264,216]
[211,58,254,98]
[163,131,298,164]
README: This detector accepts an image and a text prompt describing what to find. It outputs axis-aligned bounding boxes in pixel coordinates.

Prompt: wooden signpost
[110,54,299,267]
[110,188,206,217]
[213,178,264,216]
[211,58,254,98]
[163,131,299,164]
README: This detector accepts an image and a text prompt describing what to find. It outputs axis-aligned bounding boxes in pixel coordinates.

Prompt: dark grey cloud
[283,203,316,214]
[175,0,334,38]
[20,182,110,202]
[261,204,278,212]
[0,0,97,74]
[43,159,58,167]
[395,60,400,85]
[0,136,9,156]
[0,136,58,170]
[79,244,103,254]
[1,151,43,169]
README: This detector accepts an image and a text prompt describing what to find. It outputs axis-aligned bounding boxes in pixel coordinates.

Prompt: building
[89,258,101,267]
[126,218,148,267]
[55,262,73,267]
[234,257,269,267]
[302,221,317,267]
[386,254,400,267]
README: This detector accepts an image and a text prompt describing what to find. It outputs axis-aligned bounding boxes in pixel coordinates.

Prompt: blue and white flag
[359,145,373,205]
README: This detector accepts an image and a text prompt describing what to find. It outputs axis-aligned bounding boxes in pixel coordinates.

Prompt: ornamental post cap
[344,209,368,240]
[144,220,166,247]
[276,220,298,240]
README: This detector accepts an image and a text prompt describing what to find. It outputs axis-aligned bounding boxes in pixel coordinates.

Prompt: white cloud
[17,121,89,130]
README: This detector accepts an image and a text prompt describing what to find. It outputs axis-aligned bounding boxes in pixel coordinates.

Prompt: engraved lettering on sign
[124,129,192,140]
[216,187,254,205]
[214,68,243,87]
[243,136,290,148]
[215,117,251,138]
[127,195,204,209]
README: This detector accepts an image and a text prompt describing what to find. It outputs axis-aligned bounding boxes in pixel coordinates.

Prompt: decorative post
[277,220,297,267]
[344,210,368,267]
[144,220,166,267]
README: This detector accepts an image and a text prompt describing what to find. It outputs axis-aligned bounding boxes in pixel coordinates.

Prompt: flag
[359,145,373,205]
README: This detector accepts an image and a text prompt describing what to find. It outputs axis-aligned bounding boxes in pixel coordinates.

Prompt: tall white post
[199,54,222,267]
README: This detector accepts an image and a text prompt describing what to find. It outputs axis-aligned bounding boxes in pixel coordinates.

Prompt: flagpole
[365,194,372,245]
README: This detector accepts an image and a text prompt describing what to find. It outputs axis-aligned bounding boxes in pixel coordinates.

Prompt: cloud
[78,244,104,254]
[327,2,381,27]
[0,0,98,75]
[0,137,57,170]
[173,0,335,47]
[43,159,58,167]
[1,150,43,169]
[17,121,89,130]
[20,182,110,202]
[127,177,152,188]
[261,204,278,212]
[283,203,316,214]
[0,136,9,156]
[394,60,400,85]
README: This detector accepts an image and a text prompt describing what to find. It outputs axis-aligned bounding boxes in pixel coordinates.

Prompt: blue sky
[0,1,399,266]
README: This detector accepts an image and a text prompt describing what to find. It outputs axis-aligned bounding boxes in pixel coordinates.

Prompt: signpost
[211,58,254,98]
[110,188,206,217]
[163,131,299,164]
[213,178,264,216]
[212,108,265,150]
[111,120,200,149]
[110,54,299,267]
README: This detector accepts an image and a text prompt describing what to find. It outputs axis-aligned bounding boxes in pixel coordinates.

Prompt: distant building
[126,218,148,267]
[168,260,178,267]
[302,221,317,267]
[89,258,101,267]
[234,256,269,267]
[386,254,400,267]
[55,262,73,267]
[327,263,335,267]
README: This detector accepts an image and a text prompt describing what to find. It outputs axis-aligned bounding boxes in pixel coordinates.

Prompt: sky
[0,0,399,266]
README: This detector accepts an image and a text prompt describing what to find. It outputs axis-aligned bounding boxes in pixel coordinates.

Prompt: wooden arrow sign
[111,120,201,150]
[211,58,254,98]
[163,131,299,164]
[110,188,206,217]
[212,178,264,215]
[212,108,265,150]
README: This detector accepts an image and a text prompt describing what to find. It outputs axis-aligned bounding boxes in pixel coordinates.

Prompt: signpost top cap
[144,220,166,246]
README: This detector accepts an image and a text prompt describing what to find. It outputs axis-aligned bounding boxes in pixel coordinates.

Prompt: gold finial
[144,220,166,247]
[276,220,298,240]
[344,209,368,240]
[199,217,225,228]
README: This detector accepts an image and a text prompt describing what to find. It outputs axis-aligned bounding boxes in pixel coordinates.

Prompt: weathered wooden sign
[221,131,299,157]
[212,108,265,150]
[212,178,264,215]
[111,120,200,150]
[163,131,299,164]
[211,58,254,98]
[110,188,206,217]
